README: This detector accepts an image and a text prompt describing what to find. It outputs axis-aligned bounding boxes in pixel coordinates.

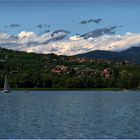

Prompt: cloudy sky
[0,0,140,55]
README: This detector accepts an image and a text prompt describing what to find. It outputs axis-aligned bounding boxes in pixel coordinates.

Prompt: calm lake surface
[0,90,140,139]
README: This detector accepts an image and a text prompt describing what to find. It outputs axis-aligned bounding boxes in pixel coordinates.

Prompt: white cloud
[0,31,140,55]
[18,31,36,38]
[69,35,83,41]
[0,33,10,39]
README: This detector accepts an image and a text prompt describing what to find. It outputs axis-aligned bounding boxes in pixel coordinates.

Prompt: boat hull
[2,90,10,93]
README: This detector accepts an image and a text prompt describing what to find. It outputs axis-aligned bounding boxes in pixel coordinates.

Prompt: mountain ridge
[76,46,140,63]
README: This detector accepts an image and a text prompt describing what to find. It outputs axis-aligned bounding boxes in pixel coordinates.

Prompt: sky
[0,0,140,55]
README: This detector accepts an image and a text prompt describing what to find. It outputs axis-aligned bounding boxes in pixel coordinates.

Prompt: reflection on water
[0,90,140,139]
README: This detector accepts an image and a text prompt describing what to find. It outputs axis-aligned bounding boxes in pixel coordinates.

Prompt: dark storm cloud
[51,30,70,37]
[93,18,103,24]
[36,24,50,28]
[4,24,21,28]
[81,26,117,39]
[80,18,103,25]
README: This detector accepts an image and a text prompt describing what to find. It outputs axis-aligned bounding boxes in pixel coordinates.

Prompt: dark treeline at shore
[0,47,140,89]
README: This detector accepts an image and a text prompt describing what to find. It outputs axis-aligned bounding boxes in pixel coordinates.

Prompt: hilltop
[76,47,140,64]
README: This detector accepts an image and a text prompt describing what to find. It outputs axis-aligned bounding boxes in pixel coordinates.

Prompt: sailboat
[2,76,10,93]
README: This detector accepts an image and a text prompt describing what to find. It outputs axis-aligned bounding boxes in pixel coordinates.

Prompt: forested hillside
[0,47,140,89]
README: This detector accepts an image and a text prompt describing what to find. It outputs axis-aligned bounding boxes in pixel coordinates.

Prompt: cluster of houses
[67,57,93,63]
[48,57,115,77]
[0,53,132,78]
[50,64,112,78]
[62,56,114,64]
[51,65,69,74]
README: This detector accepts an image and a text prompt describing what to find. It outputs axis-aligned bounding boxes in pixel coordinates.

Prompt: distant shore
[0,88,140,91]
[0,88,139,91]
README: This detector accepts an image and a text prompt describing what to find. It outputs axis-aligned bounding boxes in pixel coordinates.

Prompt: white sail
[3,76,10,93]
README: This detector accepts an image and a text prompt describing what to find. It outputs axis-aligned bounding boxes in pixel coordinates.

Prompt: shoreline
[1,88,140,91]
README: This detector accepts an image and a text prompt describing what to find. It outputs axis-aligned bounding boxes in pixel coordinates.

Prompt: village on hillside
[0,48,139,89]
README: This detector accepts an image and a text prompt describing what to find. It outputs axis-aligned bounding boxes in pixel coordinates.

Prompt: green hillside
[0,47,140,89]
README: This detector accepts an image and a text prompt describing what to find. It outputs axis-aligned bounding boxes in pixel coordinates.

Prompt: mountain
[76,47,140,63]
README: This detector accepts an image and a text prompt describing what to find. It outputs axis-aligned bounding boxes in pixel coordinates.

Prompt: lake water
[0,90,140,139]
